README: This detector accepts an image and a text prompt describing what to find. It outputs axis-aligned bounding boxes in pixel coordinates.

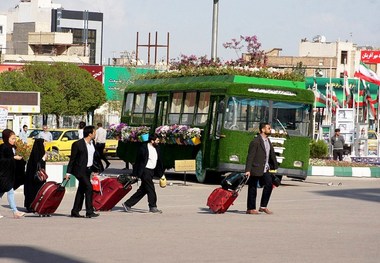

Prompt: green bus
[117,75,315,183]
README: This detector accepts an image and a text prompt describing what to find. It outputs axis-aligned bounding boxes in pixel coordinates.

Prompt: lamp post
[211,0,219,61]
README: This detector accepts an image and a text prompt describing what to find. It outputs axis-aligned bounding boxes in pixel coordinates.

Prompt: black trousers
[72,168,94,215]
[125,168,157,208]
[247,172,273,210]
[95,143,110,165]
[333,149,344,161]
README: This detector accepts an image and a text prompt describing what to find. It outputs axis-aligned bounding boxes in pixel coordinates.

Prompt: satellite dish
[315,69,324,77]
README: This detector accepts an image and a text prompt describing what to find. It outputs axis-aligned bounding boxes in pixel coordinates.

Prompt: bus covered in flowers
[116,75,314,182]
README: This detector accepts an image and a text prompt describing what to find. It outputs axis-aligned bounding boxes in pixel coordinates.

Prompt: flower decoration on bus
[155,125,201,145]
[109,123,150,142]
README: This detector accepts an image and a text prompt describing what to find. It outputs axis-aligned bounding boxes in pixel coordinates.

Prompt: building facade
[1,0,103,64]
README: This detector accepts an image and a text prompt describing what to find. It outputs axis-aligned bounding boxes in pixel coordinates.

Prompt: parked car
[27,129,43,145]
[104,130,117,156]
[44,129,79,156]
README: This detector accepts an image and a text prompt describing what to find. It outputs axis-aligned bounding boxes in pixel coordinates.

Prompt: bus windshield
[224,97,311,136]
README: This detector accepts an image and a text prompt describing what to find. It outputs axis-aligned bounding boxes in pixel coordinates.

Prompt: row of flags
[313,62,380,121]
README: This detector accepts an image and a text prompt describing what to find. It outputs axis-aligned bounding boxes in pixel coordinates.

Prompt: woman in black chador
[24,138,47,212]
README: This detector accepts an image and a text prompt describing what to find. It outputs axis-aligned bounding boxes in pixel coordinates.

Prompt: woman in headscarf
[0,129,25,219]
[24,138,47,212]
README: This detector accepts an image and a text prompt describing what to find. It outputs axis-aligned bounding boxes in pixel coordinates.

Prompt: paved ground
[1,160,380,263]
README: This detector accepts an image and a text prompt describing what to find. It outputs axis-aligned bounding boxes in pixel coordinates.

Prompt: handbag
[271,173,281,187]
[35,162,48,182]
[117,174,138,186]
[221,172,246,190]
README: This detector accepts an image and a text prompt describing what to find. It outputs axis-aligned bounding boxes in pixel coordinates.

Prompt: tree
[23,62,106,127]
[0,70,38,91]
[223,35,267,67]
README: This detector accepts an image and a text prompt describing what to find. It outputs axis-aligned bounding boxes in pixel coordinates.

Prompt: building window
[0,26,3,34]
[341,51,348,64]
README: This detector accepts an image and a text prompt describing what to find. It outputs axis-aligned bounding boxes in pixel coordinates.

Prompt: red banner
[361,50,380,64]
[79,65,103,83]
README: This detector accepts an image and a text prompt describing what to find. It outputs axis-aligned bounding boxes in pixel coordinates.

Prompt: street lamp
[211,0,219,61]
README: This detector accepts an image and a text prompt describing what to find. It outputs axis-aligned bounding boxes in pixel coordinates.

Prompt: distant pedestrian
[245,122,278,215]
[78,121,86,139]
[95,123,110,169]
[38,125,53,142]
[65,126,101,218]
[331,128,345,161]
[122,134,164,214]
[19,125,29,144]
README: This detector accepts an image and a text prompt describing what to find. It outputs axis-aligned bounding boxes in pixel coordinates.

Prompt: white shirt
[86,140,95,167]
[78,129,84,139]
[146,143,158,169]
[19,130,28,144]
[95,127,107,144]
[39,131,53,142]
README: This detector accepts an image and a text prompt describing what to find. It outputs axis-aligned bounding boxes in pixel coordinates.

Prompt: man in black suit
[245,122,278,215]
[65,125,100,218]
[122,134,164,213]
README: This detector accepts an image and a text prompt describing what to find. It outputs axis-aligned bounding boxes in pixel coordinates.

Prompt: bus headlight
[229,155,239,162]
[293,161,303,168]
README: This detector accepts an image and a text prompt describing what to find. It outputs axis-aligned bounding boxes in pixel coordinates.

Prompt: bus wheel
[195,150,207,183]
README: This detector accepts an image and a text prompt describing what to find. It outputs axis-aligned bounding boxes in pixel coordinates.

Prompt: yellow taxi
[44,129,80,156]
[0,130,3,144]
[105,130,118,156]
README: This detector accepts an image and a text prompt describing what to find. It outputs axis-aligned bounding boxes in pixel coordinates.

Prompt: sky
[1,0,380,64]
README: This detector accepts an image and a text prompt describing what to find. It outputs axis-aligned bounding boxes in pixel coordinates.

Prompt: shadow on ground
[0,245,85,263]
[313,188,380,203]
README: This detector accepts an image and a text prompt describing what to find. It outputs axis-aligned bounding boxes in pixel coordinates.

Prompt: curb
[308,166,380,178]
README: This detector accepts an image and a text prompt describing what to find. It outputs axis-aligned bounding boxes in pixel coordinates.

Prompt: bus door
[203,95,224,170]
[154,96,169,127]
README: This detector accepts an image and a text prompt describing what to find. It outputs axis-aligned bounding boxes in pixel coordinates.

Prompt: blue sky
[1,0,379,64]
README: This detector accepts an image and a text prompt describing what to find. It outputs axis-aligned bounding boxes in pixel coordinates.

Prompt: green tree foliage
[0,70,38,91]
[310,140,329,158]
[0,62,106,127]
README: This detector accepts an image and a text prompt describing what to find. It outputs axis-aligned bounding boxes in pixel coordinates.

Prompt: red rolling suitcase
[31,179,69,216]
[92,177,133,211]
[207,174,248,214]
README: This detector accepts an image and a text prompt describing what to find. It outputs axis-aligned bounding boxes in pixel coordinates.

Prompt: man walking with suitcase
[122,134,164,214]
[245,122,278,215]
[65,126,100,218]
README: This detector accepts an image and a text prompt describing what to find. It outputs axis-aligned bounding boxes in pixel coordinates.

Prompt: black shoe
[70,212,84,218]
[26,208,35,213]
[105,162,110,169]
[86,212,100,218]
[122,203,132,212]
[149,207,162,214]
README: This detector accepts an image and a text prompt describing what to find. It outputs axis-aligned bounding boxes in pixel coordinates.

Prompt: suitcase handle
[234,175,249,194]
[60,178,70,188]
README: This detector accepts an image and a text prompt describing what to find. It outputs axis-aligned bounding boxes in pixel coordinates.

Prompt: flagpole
[356,78,361,123]
[329,59,333,125]
[343,60,347,108]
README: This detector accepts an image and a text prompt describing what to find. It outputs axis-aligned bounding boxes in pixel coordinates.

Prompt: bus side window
[123,93,134,116]
[195,92,210,125]
[144,93,157,124]
[132,93,145,124]
[181,92,196,125]
[168,92,183,124]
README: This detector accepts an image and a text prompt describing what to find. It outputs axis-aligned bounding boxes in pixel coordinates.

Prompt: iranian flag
[354,62,380,85]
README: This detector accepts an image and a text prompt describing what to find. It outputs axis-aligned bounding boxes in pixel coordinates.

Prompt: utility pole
[211,0,219,61]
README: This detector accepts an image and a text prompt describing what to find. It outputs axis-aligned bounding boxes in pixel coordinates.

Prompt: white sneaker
[0,215,4,219]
